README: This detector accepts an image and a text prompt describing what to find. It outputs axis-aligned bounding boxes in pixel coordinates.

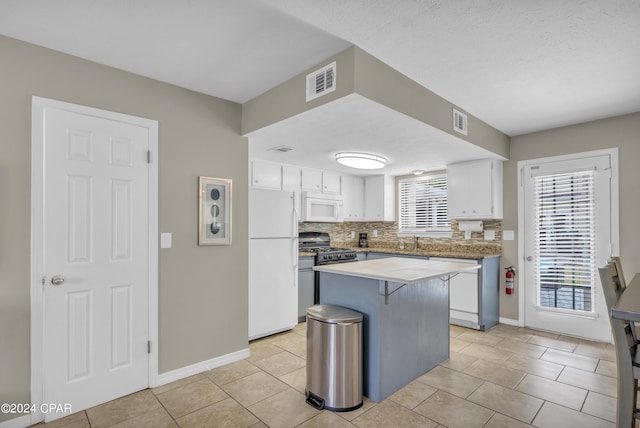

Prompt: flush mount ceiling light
[335,152,387,170]
[412,169,426,175]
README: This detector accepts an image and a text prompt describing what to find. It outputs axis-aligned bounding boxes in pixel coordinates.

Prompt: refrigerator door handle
[292,238,298,286]
[292,193,299,283]
[292,193,298,237]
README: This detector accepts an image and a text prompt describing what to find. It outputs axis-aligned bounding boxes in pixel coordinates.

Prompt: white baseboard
[152,347,250,388]
[0,414,31,428]
[499,317,521,327]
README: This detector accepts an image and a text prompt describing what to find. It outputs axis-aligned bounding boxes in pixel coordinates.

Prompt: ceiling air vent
[453,109,468,136]
[306,61,336,102]
[268,145,294,153]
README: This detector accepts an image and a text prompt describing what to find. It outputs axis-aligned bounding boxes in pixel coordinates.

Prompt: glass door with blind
[521,152,615,342]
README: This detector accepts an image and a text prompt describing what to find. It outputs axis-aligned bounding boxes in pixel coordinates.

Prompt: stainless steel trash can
[306,304,363,412]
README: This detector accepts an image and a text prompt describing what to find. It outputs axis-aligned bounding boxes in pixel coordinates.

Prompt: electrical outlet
[372,230,378,238]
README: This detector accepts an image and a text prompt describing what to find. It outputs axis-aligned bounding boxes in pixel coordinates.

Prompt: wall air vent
[453,109,468,136]
[306,61,336,102]
[268,145,294,153]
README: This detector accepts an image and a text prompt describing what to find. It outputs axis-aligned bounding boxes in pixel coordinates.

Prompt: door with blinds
[522,152,614,342]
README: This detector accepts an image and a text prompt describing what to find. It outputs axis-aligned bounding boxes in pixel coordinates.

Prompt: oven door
[302,193,343,222]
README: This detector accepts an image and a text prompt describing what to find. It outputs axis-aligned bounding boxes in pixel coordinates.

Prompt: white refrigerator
[248,188,298,340]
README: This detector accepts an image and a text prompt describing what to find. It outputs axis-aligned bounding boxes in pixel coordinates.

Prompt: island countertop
[313,257,480,283]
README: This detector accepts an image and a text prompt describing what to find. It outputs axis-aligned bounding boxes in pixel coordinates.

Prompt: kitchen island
[314,257,480,402]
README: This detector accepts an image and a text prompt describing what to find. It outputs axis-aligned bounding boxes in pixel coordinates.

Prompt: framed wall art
[198,176,232,245]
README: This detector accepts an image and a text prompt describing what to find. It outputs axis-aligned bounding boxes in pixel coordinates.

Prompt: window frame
[397,172,452,238]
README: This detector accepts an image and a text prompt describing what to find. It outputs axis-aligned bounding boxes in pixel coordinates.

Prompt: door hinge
[147,150,151,164]
[148,341,151,354]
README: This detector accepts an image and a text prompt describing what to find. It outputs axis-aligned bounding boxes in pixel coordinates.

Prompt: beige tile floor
[32,322,622,428]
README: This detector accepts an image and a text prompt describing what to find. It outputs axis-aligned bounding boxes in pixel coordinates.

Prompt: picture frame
[198,176,232,245]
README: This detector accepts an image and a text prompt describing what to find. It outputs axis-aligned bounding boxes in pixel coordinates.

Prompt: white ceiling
[1,0,638,175]
[246,94,499,176]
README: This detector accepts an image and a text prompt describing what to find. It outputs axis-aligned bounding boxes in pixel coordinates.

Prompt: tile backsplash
[299,220,502,251]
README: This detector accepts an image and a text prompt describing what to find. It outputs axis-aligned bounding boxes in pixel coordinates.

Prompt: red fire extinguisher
[505,266,515,294]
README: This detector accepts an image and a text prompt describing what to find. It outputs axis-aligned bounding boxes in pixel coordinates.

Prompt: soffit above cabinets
[246,93,501,177]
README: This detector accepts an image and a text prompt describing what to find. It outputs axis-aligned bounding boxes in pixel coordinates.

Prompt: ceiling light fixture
[335,152,387,170]
[412,169,426,175]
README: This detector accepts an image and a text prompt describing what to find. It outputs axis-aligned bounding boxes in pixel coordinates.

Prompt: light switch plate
[160,233,172,249]
[503,230,515,241]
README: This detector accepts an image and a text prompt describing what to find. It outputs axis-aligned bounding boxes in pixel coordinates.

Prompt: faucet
[413,235,419,250]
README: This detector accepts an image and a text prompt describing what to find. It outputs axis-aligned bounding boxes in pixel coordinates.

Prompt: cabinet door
[282,165,301,192]
[252,161,281,190]
[342,175,364,220]
[301,168,323,192]
[322,172,342,194]
[364,175,384,220]
[447,159,494,218]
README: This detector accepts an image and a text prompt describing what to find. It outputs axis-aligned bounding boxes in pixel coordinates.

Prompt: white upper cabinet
[342,175,364,220]
[301,168,323,192]
[301,168,341,194]
[251,160,282,190]
[447,159,503,219]
[364,175,396,221]
[322,171,342,194]
[282,165,301,192]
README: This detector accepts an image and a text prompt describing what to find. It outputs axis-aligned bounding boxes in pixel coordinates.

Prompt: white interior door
[521,152,616,342]
[39,105,151,420]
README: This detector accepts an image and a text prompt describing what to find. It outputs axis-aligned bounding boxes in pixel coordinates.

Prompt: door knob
[526,256,533,262]
[50,275,65,286]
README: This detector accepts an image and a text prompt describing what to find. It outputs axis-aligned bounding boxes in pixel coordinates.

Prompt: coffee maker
[358,233,368,248]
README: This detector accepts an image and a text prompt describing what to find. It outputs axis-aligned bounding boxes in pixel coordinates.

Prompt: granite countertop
[314,257,480,283]
[298,245,501,260]
[346,247,499,260]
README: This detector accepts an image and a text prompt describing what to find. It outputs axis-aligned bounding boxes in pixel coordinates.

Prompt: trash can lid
[307,304,363,324]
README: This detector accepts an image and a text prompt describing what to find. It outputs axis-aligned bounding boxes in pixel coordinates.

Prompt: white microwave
[302,192,343,222]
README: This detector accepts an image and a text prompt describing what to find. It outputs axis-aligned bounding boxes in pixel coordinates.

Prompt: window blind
[398,174,450,233]
[534,170,596,312]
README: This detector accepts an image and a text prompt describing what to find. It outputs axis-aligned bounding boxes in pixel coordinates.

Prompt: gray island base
[314,258,480,402]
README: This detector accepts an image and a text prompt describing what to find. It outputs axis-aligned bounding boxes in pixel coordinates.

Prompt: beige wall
[243,46,510,160]
[500,112,640,320]
[352,48,510,158]
[0,35,248,423]
[241,46,356,135]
